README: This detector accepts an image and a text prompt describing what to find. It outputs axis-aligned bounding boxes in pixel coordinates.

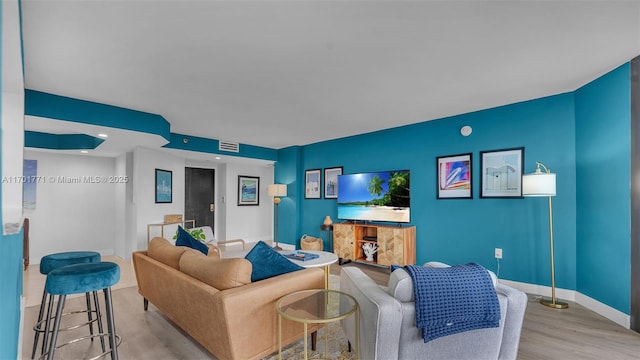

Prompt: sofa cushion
[388,262,497,302]
[244,240,305,282]
[148,237,191,270]
[179,250,252,290]
[175,226,209,255]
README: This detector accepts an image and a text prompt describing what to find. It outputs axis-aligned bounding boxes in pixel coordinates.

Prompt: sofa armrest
[496,283,528,360]
[340,267,402,360]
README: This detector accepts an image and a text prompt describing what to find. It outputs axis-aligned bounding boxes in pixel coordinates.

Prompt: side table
[276,289,358,360]
[286,250,338,289]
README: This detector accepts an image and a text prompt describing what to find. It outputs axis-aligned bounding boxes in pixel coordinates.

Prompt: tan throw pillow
[179,250,252,290]
[147,237,190,269]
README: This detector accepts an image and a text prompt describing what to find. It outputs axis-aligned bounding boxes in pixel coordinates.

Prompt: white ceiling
[20,1,640,157]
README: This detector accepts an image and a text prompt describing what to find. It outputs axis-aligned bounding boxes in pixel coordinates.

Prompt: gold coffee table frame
[276,289,359,360]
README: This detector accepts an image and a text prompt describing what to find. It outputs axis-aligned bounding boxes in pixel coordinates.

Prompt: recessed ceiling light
[215,156,221,160]
[80,150,89,154]
[98,133,108,138]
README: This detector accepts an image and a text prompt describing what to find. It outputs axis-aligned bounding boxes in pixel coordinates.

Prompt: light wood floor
[21,259,640,359]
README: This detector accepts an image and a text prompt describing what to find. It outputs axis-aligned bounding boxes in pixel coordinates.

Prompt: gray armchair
[340,263,527,360]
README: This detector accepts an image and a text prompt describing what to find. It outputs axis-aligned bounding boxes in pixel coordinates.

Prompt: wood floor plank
[21,261,640,359]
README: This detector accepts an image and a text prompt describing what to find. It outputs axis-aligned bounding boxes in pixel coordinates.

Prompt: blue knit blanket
[402,263,501,342]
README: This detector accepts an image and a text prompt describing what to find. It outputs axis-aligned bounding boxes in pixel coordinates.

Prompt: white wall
[124,152,136,258]
[23,146,276,261]
[225,163,274,243]
[132,147,186,251]
[114,153,128,258]
[1,0,25,233]
[23,151,117,263]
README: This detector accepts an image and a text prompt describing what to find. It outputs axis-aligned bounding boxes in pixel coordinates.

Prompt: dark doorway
[185,167,215,230]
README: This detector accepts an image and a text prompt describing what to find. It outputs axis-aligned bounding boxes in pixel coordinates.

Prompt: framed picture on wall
[155,169,173,203]
[324,166,343,199]
[305,169,321,199]
[480,147,524,198]
[436,153,472,199]
[238,175,260,206]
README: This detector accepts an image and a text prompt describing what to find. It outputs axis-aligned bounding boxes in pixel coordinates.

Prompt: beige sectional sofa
[132,237,325,360]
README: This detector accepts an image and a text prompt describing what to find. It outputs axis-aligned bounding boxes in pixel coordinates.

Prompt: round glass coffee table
[276,289,358,360]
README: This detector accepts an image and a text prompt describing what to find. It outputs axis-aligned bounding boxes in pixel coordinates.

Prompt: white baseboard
[498,279,630,329]
[575,292,630,328]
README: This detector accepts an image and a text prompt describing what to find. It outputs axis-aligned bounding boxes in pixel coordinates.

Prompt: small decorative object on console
[362,242,378,262]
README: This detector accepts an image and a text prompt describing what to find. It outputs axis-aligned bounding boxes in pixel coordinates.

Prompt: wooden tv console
[333,222,416,266]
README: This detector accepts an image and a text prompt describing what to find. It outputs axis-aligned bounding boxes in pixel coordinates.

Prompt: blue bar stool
[43,261,121,360]
[32,251,102,359]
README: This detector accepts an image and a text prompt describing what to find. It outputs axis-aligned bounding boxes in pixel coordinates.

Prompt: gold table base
[277,289,359,360]
[540,298,569,309]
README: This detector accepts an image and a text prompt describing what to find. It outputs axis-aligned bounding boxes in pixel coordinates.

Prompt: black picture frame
[305,169,322,199]
[237,175,260,206]
[155,169,173,203]
[436,153,472,199]
[324,166,343,199]
[480,147,525,198]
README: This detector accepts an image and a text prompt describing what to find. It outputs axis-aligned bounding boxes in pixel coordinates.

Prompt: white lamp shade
[267,184,287,197]
[522,173,556,197]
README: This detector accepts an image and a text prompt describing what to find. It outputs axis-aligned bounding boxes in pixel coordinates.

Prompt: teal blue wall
[275,146,303,246]
[25,89,171,141]
[280,93,578,289]
[0,230,23,359]
[164,132,278,161]
[277,63,635,314]
[575,63,631,313]
[25,130,105,150]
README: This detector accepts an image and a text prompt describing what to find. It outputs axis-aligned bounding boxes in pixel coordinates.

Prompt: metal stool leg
[31,288,48,359]
[45,295,67,360]
[41,294,55,359]
[85,293,95,341]
[93,290,106,352]
[103,288,118,360]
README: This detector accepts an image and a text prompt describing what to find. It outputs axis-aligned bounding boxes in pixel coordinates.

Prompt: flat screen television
[337,170,410,223]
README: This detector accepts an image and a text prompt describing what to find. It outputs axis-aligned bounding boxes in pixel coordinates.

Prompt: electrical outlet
[495,248,503,259]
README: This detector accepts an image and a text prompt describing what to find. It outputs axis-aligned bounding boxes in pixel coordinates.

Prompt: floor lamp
[268,184,287,250]
[522,162,568,309]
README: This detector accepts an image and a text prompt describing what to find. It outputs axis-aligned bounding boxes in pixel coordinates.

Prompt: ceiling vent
[219,141,240,153]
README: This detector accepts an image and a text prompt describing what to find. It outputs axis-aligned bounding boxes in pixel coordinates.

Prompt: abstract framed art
[480,147,524,198]
[155,169,173,203]
[436,153,472,199]
[238,175,260,206]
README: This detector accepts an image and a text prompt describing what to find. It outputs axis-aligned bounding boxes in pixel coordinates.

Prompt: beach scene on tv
[337,170,410,223]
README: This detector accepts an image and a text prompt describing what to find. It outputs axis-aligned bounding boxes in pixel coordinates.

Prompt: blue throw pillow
[244,241,304,281]
[175,226,209,255]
